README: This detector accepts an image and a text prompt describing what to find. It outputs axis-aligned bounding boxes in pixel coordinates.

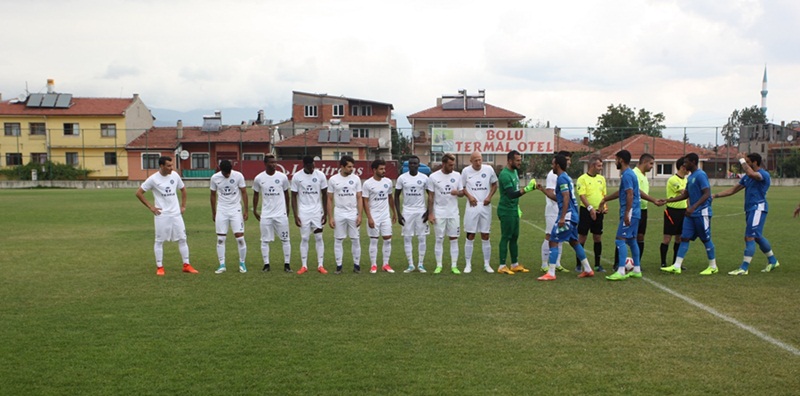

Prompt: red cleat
[156,267,165,276]
[297,266,308,275]
[578,271,595,278]
[182,263,199,274]
[537,273,556,281]
[317,266,328,274]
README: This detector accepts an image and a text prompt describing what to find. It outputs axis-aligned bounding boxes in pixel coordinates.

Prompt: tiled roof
[274,128,375,148]
[407,103,525,120]
[554,136,592,153]
[587,134,717,161]
[0,97,135,116]
[127,125,271,150]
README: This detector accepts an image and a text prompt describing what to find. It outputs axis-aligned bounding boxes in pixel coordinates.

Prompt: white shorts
[154,215,187,242]
[215,210,245,235]
[299,213,325,238]
[402,211,430,237]
[463,205,491,234]
[434,217,460,239]
[261,216,290,242]
[545,214,558,236]
[367,216,393,238]
[334,215,360,239]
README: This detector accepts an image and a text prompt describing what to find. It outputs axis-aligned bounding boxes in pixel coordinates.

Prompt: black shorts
[663,207,686,235]
[637,209,648,235]
[578,206,604,235]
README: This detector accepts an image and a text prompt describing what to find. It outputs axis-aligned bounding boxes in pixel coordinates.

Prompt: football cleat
[605,272,627,281]
[625,271,642,279]
[484,265,494,273]
[297,267,308,275]
[661,265,682,275]
[156,267,165,276]
[239,262,247,274]
[317,266,328,274]
[404,265,415,273]
[370,264,378,274]
[382,264,395,273]
[497,266,515,275]
[511,264,530,273]
[434,266,443,274]
[215,265,226,274]
[761,262,780,273]
[555,265,570,273]
[537,273,556,281]
[262,264,270,272]
[577,271,594,278]
[335,266,343,275]
[463,264,472,274]
[728,268,748,276]
[417,265,427,274]
[451,267,461,275]
[699,267,718,276]
[182,263,199,274]
[353,265,360,274]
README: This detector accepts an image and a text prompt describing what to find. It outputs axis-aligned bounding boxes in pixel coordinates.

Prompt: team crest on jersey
[170,180,174,184]
[312,178,317,182]
[383,184,388,189]
[229,179,235,184]
[481,173,486,178]
[275,179,280,184]
[349,180,354,185]
[417,180,422,185]
[450,178,455,183]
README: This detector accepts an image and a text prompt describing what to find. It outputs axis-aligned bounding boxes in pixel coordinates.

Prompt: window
[64,123,80,136]
[332,104,344,117]
[191,153,210,169]
[4,123,21,136]
[431,152,444,163]
[66,152,79,166]
[101,124,117,137]
[243,153,265,161]
[361,105,372,116]
[104,152,117,166]
[482,154,496,163]
[142,153,159,169]
[6,153,22,166]
[351,105,372,116]
[304,105,318,118]
[31,153,47,164]
[352,128,370,138]
[29,123,46,136]
[657,163,673,176]
[333,151,353,160]
[429,121,448,129]
[475,121,494,128]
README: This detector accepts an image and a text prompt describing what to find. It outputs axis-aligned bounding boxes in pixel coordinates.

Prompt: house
[406,90,526,166]
[126,116,271,181]
[273,127,378,161]
[0,79,153,179]
[739,122,800,172]
[285,91,395,160]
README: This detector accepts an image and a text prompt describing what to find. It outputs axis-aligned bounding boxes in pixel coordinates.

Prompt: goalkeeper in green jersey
[496,150,541,275]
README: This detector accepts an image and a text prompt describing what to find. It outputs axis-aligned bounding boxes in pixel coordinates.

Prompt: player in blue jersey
[661,153,718,275]
[537,154,593,281]
[598,150,642,281]
[713,153,780,275]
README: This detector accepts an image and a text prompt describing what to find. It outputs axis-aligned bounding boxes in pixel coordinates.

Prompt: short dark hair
[264,154,276,163]
[442,153,456,164]
[158,156,172,166]
[557,150,572,158]
[554,154,568,171]
[747,153,763,167]
[639,153,654,162]
[302,155,314,165]
[371,158,386,170]
[219,160,232,173]
[615,150,631,164]
[407,155,420,163]
[587,155,602,164]
[676,156,685,169]
[339,155,355,167]
[507,150,521,160]
[685,153,699,165]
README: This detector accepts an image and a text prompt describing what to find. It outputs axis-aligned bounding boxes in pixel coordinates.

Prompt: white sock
[418,237,427,266]
[351,238,361,267]
[482,239,491,267]
[674,256,684,269]
[178,239,189,263]
[236,237,246,264]
[216,235,227,265]
[556,243,563,266]
[581,258,591,273]
[709,258,717,269]
[282,239,291,264]
[315,233,325,267]
[369,238,379,266]
[382,239,392,265]
[435,237,444,266]
[334,239,344,267]
[450,239,459,268]
[541,239,549,269]
[154,241,164,267]
[261,240,270,265]
[464,239,474,267]
[300,235,309,268]
[404,236,414,266]
[548,263,556,277]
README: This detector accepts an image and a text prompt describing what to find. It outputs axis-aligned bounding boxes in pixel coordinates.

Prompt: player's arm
[136,187,160,215]
[253,190,261,222]
[363,193,374,228]
[394,186,404,226]
[598,189,619,210]
[241,186,249,221]
[738,153,763,181]
[624,187,633,225]
[794,203,800,218]
[687,187,711,215]
[210,190,217,221]
[485,180,498,206]
[356,191,363,227]
[665,189,689,204]
[320,187,328,225]
[290,190,299,226]
[543,187,557,201]
[388,189,397,224]
[427,187,436,224]
[640,190,661,205]
[327,191,335,228]
[282,187,289,219]
[713,184,744,199]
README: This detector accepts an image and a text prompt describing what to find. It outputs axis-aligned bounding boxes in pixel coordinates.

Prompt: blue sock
[628,239,641,267]
[742,240,756,270]
[615,239,627,268]
[549,244,560,265]
[703,240,715,260]
[574,243,588,262]
[677,242,690,259]
[756,238,778,264]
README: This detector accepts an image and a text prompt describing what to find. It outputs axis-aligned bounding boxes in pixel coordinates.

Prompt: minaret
[760,66,768,115]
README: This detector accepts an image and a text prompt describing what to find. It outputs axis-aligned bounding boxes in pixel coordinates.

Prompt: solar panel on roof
[442,99,463,110]
[339,130,351,143]
[55,94,72,108]
[328,129,339,142]
[26,94,44,107]
[466,98,484,110]
[41,94,58,107]
[318,130,329,143]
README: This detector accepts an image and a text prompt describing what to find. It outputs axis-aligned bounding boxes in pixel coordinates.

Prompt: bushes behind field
[0,161,92,180]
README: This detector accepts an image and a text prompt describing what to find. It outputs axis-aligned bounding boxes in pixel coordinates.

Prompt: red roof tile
[274,128,376,148]
[554,136,592,153]
[127,125,271,150]
[407,103,525,121]
[586,134,717,161]
[0,97,136,116]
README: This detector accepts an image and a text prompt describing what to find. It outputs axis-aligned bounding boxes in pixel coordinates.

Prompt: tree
[589,104,665,147]
[391,127,412,160]
[721,105,768,146]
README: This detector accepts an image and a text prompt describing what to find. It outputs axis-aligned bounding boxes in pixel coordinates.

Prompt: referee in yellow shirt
[661,156,689,267]
[576,155,607,272]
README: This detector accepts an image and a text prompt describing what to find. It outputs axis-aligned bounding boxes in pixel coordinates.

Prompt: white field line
[520,217,800,356]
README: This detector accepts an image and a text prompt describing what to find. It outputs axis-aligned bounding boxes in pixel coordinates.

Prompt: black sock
[613,246,619,271]
[638,241,645,260]
[660,243,669,266]
[594,242,602,268]
[673,242,680,265]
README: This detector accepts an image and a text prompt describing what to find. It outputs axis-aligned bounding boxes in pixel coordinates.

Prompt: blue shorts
[745,209,767,239]
[550,221,579,243]
[616,218,640,239]
[681,215,712,242]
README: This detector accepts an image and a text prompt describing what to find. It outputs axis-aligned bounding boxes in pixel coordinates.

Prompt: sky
[2,0,798,144]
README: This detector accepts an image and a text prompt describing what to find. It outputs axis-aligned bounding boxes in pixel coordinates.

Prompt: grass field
[1,185,798,395]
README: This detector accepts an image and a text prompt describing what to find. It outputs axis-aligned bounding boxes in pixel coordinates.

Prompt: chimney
[177,120,183,139]
[47,79,55,94]
[214,110,222,118]
[436,97,443,107]
[133,93,139,100]
[583,137,589,146]
[256,109,265,125]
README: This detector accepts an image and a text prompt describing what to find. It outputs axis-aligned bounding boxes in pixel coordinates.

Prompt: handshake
[523,179,537,193]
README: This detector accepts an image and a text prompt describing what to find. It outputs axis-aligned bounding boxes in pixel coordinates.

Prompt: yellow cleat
[497,266,515,275]
[510,264,530,273]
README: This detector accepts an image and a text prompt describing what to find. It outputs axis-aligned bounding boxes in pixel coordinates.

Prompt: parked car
[400,161,432,175]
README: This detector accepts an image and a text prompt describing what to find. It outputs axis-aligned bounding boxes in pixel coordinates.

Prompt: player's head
[469,151,482,170]
[615,150,631,170]
[587,155,602,175]
[557,150,572,167]
[676,156,686,173]
[685,153,699,171]
[264,155,277,173]
[302,155,315,173]
[371,158,386,178]
[339,155,355,176]
[219,160,232,176]
[441,153,456,173]
[158,156,173,175]
[746,153,762,168]
[554,154,568,173]
[638,153,655,173]
[407,155,420,175]
[507,150,521,170]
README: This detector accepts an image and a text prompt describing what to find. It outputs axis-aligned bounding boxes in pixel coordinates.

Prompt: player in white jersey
[363,159,397,274]
[210,160,249,274]
[461,151,498,274]
[327,155,363,274]
[395,156,431,273]
[253,155,293,273]
[540,151,572,274]
[135,156,198,275]
[427,153,465,274]
[291,156,329,274]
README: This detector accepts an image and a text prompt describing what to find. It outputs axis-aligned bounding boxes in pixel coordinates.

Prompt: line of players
[137,150,781,278]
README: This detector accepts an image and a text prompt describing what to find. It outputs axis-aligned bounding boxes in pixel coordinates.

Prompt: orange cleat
[182,263,199,274]
[537,273,556,281]
[156,267,165,276]
[578,271,595,278]
[317,266,328,274]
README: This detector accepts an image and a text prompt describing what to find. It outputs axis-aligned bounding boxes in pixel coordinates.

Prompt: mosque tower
[760,66,768,115]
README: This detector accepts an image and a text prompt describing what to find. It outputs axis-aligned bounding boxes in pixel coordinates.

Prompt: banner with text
[432,128,555,154]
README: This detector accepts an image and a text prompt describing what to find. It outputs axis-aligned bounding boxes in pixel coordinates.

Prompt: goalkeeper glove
[523,179,537,193]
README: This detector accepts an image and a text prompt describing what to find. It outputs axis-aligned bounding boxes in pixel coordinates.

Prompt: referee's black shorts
[663,207,686,235]
[637,209,648,235]
[578,206,604,236]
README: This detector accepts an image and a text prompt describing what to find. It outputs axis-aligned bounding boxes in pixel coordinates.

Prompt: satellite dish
[179,150,190,160]
[788,135,794,142]
[378,137,389,147]
[17,93,26,102]
[412,130,420,138]
[313,156,321,161]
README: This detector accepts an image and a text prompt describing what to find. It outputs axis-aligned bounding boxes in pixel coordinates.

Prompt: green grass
[0,186,798,395]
